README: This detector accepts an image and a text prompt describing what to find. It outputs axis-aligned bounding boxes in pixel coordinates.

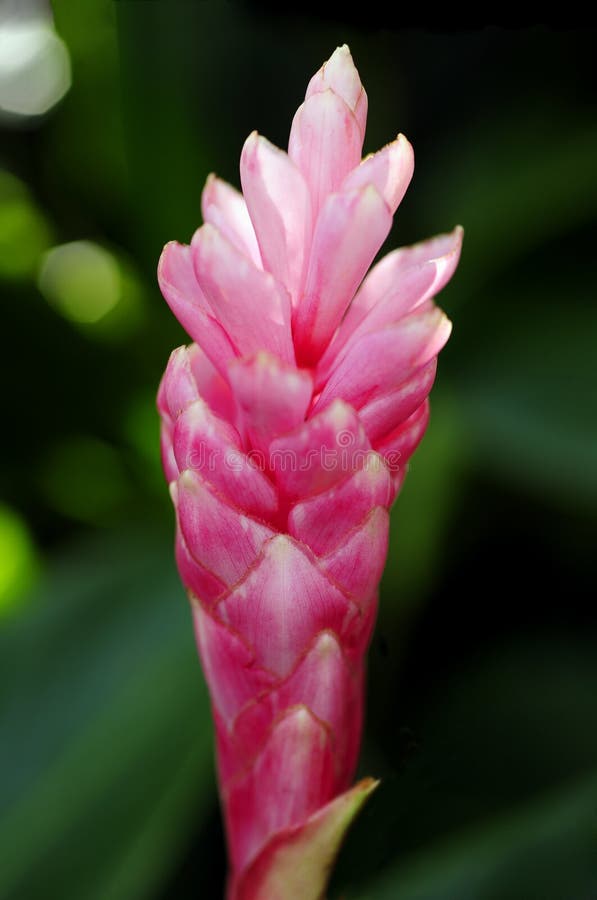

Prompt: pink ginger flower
[157,45,461,899]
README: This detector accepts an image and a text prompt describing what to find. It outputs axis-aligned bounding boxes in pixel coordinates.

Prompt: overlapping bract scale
[157,43,460,899]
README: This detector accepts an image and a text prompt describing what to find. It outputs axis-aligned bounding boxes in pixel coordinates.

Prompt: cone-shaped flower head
[158,45,461,899]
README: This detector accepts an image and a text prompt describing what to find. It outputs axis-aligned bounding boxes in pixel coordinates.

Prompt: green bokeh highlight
[0,505,39,615]
[39,436,132,525]
[38,240,145,338]
[0,171,53,280]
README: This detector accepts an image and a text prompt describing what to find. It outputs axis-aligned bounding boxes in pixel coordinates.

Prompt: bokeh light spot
[0,19,71,119]
[0,170,52,280]
[0,505,39,615]
[39,436,131,525]
[38,241,121,324]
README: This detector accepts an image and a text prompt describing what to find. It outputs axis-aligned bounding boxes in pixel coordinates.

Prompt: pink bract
[157,45,461,899]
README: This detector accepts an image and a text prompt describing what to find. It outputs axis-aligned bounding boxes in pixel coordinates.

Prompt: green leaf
[0,528,215,900]
[382,390,468,604]
[333,638,597,899]
[349,772,597,900]
[456,296,597,509]
[418,109,597,304]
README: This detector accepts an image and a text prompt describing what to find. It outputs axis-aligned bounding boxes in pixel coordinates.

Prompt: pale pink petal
[320,507,389,605]
[173,400,278,520]
[201,173,261,267]
[293,185,392,365]
[157,382,172,433]
[174,516,226,605]
[341,134,414,214]
[342,589,380,665]
[227,353,313,458]
[224,707,336,872]
[233,631,362,787]
[279,640,361,789]
[288,452,391,555]
[158,242,236,374]
[158,348,198,482]
[347,225,462,328]
[317,227,462,382]
[336,665,364,789]
[288,91,363,220]
[356,359,437,443]
[305,44,368,137]
[374,399,431,472]
[217,535,359,677]
[390,466,409,504]
[191,224,295,364]
[176,469,275,585]
[187,343,236,424]
[159,422,177,483]
[193,601,276,728]
[158,343,236,431]
[157,346,197,422]
[213,711,244,787]
[269,400,371,500]
[240,132,312,304]
[315,307,452,413]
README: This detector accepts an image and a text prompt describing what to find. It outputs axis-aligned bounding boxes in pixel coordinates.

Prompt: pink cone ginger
[157,45,461,900]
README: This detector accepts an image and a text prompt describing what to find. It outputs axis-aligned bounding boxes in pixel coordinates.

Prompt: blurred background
[1,2,596,897]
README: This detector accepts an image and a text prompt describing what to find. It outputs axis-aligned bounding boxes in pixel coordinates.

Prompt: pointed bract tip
[312,629,343,660]
[437,224,464,251]
[396,132,414,156]
[201,173,218,207]
[241,130,260,155]
[332,43,352,59]
[178,468,196,491]
[306,44,365,120]
[233,777,380,900]
[265,533,296,563]
[360,775,381,789]
[326,398,357,429]
[287,704,316,735]
[157,240,181,282]
[438,312,453,345]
